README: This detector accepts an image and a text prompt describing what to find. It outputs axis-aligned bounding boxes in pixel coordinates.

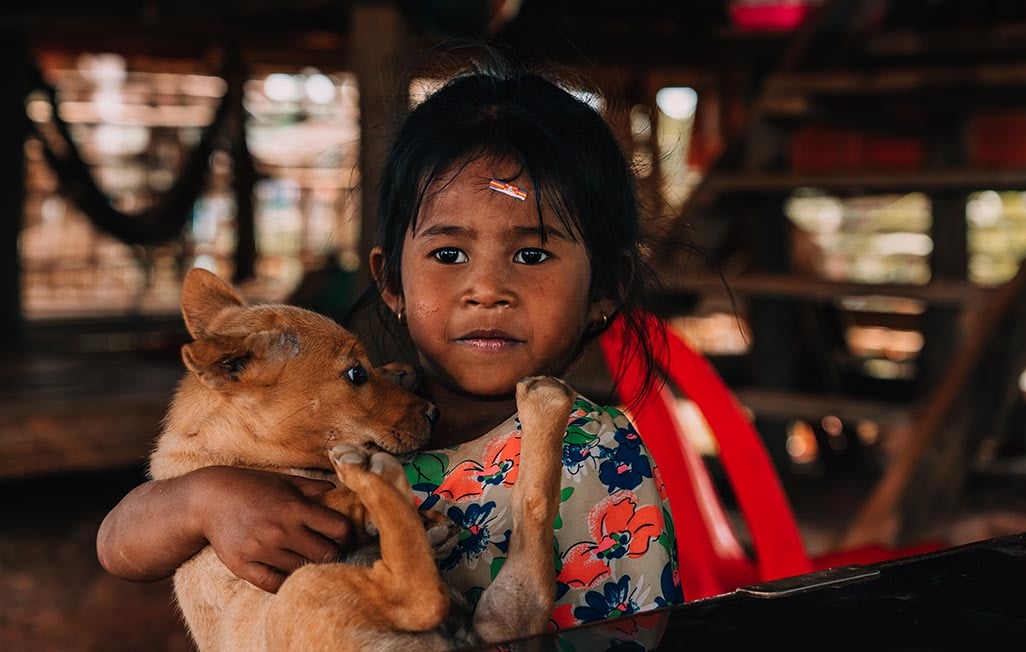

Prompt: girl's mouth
[455,329,525,352]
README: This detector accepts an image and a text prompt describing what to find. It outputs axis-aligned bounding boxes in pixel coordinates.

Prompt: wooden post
[227,50,257,284]
[352,1,411,291]
[747,193,796,467]
[896,116,971,542]
[0,37,29,345]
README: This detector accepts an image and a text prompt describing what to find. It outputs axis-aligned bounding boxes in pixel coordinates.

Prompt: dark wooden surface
[0,350,181,479]
[660,533,1026,649]
[514,532,1026,650]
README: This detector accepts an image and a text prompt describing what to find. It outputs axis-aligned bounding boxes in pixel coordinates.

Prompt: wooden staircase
[650,0,1026,546]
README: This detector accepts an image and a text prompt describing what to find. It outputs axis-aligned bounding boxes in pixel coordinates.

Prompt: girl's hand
[96,466,353,593]
[189,466,354,593]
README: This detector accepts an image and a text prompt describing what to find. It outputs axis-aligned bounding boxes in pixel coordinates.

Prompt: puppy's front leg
[316,487,373,542]
[474,376,574,642]
[330,445,451,631]
[318,470,458,559]
[267,447,451,651]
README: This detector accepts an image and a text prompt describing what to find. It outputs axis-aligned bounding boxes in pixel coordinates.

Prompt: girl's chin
[438,374,521,400]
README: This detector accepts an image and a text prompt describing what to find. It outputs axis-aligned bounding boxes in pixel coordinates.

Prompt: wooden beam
[658,272,988,308]
[352,1,410,291]
[707,169,1026,194]
[0,37,29,347]
[0,355,181,478]
[734,388,911,427]
[864,23,1026,58]
[768,62,1026,95]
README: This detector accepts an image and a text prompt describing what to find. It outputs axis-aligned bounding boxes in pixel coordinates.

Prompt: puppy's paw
[368,451,405,486]
[329,444,369,470]
[516,376,575,438]
[422,511,459,560]
[516,376,574,408]
[329,444,374,489]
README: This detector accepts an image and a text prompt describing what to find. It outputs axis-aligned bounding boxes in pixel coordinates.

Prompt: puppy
[149,268,574,651]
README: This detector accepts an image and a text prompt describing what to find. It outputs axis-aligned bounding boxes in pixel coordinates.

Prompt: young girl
[98,60,682,646]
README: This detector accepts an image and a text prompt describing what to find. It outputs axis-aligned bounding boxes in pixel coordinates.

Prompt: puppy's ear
[182,330,300,389]
[181,268,245,339]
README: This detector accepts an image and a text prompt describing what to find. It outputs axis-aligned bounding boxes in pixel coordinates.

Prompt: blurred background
[3,0,1026,649]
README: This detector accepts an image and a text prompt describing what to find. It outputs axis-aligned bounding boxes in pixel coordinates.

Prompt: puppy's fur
[149,269,574,651]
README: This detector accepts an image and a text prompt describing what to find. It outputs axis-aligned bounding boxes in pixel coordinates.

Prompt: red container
[790,126,922,172]
[970,113,1026,168]
[729,1,817,31]
[865,136,923,169]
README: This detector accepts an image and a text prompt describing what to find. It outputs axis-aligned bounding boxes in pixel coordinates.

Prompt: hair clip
[488,179,528,201]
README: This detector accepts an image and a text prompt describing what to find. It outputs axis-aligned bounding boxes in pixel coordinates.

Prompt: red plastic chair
[599,312,944,601]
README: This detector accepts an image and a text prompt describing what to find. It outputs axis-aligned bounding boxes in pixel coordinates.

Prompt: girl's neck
[420,379,517,449]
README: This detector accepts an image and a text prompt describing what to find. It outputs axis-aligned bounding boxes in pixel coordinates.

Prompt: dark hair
[358,54,667,403]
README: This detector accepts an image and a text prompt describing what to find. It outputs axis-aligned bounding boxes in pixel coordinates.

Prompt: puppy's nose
[426,404,440,428]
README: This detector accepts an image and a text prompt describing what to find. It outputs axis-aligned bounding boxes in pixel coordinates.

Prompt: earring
[395,305,405,325]
[585,312,608,335]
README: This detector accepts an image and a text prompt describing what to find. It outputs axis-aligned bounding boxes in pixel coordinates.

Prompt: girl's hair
[354,50,668,403]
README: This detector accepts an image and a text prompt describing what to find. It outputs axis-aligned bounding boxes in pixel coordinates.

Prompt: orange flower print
[557,492,662,590]
[434,431,521,503]
[549,602,578,630]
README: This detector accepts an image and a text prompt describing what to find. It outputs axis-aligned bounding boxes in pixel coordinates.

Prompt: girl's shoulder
[566,394,630,423]
[564,395,639,443]
[404,394,638,466]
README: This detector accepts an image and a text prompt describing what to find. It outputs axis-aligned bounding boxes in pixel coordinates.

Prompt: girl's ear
[370,246,402,313]
[587,297,618,332]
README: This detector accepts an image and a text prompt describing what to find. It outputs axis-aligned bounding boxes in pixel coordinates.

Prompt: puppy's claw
[329,444,366,468]
[369,452,391,475]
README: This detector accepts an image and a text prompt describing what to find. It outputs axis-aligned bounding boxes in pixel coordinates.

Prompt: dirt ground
[0,467,192,652]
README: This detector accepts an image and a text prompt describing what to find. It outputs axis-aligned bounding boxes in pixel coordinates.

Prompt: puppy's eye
[345,363,368,386]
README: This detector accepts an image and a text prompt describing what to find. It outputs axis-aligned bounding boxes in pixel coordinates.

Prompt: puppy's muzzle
[426,404,440,428]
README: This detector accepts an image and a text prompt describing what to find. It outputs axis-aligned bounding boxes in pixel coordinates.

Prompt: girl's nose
[462,262,516,308]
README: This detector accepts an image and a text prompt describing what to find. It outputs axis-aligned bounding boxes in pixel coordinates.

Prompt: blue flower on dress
[598,442,652,493]
[654,560,683,607]
[613,423,643,451]
[562,438,605,471]
[440,501,497,571]
[574,576,640,623]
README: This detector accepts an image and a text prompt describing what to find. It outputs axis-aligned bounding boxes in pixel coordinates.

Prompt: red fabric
[812,542,946,569]
[599,312,946,600]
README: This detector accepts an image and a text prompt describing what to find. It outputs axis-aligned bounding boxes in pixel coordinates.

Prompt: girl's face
[373,157,610,398]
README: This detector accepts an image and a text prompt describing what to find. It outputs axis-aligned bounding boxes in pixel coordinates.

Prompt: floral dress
[401,395,683,648]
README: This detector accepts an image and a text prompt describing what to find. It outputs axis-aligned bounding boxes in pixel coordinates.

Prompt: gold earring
[396,305,405,325]
[585,312,608,335]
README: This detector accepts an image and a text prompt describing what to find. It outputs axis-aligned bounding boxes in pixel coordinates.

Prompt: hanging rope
[27,62,235,246]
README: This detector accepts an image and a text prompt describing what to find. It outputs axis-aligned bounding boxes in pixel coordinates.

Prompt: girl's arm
[96,466,353,593]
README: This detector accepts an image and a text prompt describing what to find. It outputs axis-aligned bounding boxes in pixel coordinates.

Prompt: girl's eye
[344,363,369,386]
[430,247,468,264]
[513,248,551,265]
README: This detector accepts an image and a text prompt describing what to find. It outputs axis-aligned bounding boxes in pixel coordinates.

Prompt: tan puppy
[150,268,574,651]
